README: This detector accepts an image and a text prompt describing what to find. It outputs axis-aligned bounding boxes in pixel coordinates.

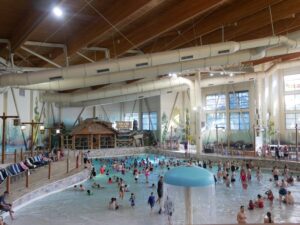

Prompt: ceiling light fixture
[229,73,234,77]
[53,6,63,17]
[209,73,214,76]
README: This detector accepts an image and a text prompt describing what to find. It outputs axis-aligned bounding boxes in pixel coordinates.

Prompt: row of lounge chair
[0,155,50,183]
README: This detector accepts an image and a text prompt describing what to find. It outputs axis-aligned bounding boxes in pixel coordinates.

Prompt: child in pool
[248,200,254,210]
[129,193,135,208]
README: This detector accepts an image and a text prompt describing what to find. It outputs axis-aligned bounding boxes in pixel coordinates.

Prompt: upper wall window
[285,94,300,111]
[142,112,157,130]
[284,74,300,92]
[229,91,249,109]
[205,94,226,110]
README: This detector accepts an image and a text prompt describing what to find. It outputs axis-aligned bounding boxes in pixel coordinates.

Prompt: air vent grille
[97,68,110,73]
[136,62,148,67]
[218,49,230,54]
[49,76,63,81]
[181,55,193,60]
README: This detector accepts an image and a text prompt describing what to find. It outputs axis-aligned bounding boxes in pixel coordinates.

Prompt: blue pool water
[7,155,300,225]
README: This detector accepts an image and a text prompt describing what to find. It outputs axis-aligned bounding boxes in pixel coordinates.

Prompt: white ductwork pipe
[48,59,300,107]
[19,43,300,91]
[1,34,299,87]
[41,77,195,107]
[58,86,188,107]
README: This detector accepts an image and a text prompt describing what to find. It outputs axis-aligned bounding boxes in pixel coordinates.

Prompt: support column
[195,73,202,156]
[255,77,264,153]
[184,187,192,225]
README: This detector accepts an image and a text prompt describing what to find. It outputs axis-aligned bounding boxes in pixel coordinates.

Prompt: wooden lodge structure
[70,119,117,149]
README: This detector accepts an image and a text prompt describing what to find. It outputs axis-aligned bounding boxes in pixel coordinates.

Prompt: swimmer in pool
[283,191,294,205]
[264,212,274,223]
[129,193,135,208]
[255,194,264,208]
[79,184,85,191]
[237,205,247,224]
[256,167,262,182]
[265,190,274,202]
[148,192,155,213]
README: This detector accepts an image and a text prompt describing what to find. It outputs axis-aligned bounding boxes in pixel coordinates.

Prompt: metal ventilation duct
[0,34,298,88]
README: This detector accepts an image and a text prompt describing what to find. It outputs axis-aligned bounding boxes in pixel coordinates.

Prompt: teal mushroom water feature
[164,166,215,225]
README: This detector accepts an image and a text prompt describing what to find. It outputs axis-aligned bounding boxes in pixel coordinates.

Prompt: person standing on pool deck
[237,205,247,224]
[164,196,174,225]
[83,151,90,165]
[157,176,164,214]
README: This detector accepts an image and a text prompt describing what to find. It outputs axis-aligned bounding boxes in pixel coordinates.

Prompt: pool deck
[0,151,85,203]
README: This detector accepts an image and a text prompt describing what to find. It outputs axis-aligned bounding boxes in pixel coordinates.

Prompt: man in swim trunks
[157,176,163,214]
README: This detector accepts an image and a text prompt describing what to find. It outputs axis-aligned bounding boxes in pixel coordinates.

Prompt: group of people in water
[78,154,298,225]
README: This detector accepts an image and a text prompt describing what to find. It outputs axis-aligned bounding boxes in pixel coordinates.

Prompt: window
[142,112,157,130]
[229,91,249,109]
[285,94,300,111]
[149,112,157,130]
[284,74,300,92]
[124,113,139,122]
[230,112,250,130]
[205,94,226,110]
[284,74,300,129]
[285,113,300,129]
[206,113,226,129]
[142,113,150,130]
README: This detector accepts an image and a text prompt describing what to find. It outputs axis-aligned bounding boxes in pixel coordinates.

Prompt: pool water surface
[6,155,300,225]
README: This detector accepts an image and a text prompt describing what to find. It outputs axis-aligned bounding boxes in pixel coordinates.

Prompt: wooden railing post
[20,148,23,161]
[14,149,17,163]
[67,149,70,173]
[6,176,11,193]
[26,170,29,188]
[48,161,51,179]
[76,154,79,169]
[80,151,83,166]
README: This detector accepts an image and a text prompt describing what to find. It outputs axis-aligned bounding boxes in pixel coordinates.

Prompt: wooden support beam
[143,0,286,52]
[176,3,300,49]
[10,0,61,52]
[42,0,165,66]
[97,0,226,57]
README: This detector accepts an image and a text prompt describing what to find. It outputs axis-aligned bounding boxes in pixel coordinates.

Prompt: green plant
[161,112,168,143]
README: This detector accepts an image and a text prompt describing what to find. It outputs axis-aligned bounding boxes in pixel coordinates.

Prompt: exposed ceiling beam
[244,52,300,66]
[10,0,61,52]
[44,0,164,66]
[175,3,300,49]
[76,51,95,63]
[143,0,284,52]
[97,0,227,57]
[20,46,62,68]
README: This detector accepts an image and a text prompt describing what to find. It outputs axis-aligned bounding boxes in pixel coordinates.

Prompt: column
[255,77,263,153]
[195,73,202,156]
[184,187,193,225]
[189,80,196,154]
